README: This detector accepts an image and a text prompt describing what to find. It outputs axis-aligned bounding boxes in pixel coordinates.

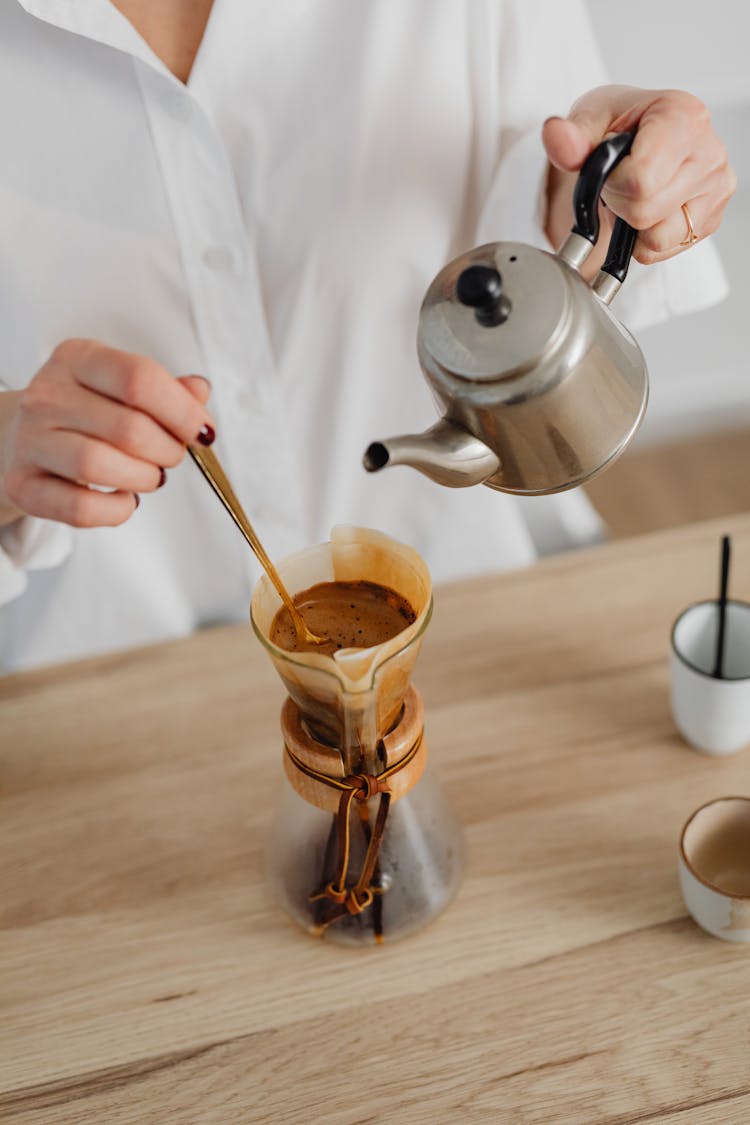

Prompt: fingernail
[157,467,167,489]
[133,493,140,509]
[196,424,215,446]
[543,115,564,126]
[184,373,212,392]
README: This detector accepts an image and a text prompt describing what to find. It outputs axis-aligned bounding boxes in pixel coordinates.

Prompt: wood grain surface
[2,515,750,1124]
[585,426,750,538]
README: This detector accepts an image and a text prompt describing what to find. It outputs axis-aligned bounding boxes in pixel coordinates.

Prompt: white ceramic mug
[670,599,750,755]
[679,796,750,943]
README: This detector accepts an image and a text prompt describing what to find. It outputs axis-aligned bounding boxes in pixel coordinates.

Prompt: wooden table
[3,515,750,1124]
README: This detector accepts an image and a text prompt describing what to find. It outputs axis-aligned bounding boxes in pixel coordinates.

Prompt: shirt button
[202,246,236,272]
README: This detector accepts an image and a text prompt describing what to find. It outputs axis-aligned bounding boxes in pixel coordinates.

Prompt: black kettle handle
[571,131,638,284]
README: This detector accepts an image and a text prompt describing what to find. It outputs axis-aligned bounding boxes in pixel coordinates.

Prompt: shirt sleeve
[474,0,729,332]
[0,388,73,608]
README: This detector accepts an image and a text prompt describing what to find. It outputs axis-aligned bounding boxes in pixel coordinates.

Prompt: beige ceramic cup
[679,797,750,942]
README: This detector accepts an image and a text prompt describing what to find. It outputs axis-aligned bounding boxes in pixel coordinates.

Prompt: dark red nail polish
[133,493,140,509]
[157,467,167,488]
[197,424,215,446]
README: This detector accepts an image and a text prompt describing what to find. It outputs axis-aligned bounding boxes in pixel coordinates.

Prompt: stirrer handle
[713,534,731,679]
[188,445,322,645]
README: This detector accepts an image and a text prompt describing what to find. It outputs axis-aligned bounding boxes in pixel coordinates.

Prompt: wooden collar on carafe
[282,685,427,930]
[281,684,426,813]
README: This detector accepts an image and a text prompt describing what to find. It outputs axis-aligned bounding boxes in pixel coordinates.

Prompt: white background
[586,0,749,444]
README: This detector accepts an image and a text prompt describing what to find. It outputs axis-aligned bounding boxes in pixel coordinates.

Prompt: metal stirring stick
[713,534,731,679]
[188,444,328,648]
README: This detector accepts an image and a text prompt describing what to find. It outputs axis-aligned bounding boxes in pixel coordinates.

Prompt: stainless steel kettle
[363,133,648,495]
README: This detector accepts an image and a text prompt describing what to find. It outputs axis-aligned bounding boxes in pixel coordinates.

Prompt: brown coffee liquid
[691,824,750,896]
[270,580,417,656]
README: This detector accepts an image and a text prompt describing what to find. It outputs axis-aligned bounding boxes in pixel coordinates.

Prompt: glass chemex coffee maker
[251,526,464,945]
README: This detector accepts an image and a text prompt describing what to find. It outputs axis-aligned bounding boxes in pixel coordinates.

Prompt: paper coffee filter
[250,526,432,747]
[328,526,431,688]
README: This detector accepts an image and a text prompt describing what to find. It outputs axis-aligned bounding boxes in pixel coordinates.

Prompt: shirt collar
[14,0,176,82]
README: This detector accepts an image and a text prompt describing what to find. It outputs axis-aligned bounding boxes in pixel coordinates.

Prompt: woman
[0,0,735,670]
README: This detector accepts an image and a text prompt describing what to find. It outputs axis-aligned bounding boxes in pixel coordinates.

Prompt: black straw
[713,535,731,679]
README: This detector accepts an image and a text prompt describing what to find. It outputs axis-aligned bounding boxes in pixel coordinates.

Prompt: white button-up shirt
[0,0,727,671]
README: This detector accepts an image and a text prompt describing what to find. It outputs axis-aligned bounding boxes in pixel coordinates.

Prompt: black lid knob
[456,265,511,327]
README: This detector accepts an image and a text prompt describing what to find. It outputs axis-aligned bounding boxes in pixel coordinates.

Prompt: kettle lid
[418,241,572,383]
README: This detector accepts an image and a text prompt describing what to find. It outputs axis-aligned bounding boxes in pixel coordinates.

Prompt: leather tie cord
[284,732,423,928]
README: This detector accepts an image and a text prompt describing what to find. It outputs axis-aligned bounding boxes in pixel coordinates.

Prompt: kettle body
[418,239,647,494]
[364,133,649,495]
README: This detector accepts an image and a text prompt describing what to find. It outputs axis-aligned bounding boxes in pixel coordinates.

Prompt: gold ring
[680,202,698,246]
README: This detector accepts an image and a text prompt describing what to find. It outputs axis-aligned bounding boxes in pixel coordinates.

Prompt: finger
[53,381,187,468]
[610,90,711,156]
[67,342,215,446]
[604,98,715,205]
[28,430,165,493]
[544,84,650,172]
[6,469,138,528]
[601,155,718,233]
[177,375,212,405]
[544,87,712,190]
[566,84,648,144]
[542,117,592,173]
[633,195,719,264]
[632,159,735,262]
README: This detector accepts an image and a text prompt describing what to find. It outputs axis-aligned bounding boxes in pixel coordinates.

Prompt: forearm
[0,391,23,526]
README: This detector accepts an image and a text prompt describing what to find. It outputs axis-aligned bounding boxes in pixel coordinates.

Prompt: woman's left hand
[542,84,736,267]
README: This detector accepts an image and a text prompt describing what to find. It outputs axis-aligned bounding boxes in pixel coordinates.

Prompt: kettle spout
[363,419,500,488]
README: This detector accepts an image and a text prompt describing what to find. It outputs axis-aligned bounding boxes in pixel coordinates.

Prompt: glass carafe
[251,526,464,945]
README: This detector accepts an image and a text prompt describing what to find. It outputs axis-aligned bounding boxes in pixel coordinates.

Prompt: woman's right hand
[0,339,215,528]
